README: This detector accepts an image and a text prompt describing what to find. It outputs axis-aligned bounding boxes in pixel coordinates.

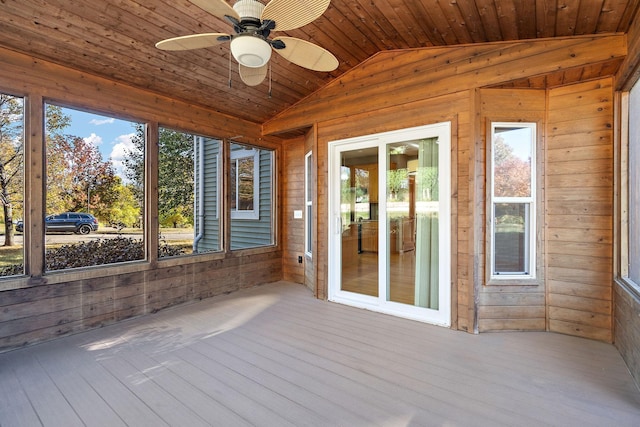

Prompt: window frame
[230,147,260,220]
[305,150,312,258]
[488,121,538,282]
[620,85,640,297]
[43,102,148,272]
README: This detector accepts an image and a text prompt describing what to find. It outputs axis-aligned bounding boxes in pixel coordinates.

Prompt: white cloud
[109,132,136,181]
[90,118,115,126]
[83,133,103,147]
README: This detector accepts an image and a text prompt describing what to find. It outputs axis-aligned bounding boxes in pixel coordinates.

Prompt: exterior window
[158,128,221,257]
[305,151,312,257]
[490,122,536,279]
[230,142,274,250]
[45,104,145,271]
[0,93,24,277]
[230,146,260,220]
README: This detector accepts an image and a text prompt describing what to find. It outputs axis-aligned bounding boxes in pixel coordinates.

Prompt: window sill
[616,277,640,302]
[487,277,542,287]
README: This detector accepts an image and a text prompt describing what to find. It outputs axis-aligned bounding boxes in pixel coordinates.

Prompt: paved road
[7,229,194,246]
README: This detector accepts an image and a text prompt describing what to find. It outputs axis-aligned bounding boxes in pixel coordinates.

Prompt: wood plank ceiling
[0,0,638,124]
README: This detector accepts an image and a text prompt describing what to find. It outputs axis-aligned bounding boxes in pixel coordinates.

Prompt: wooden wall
[0,47,283,351]
[266,36,625,342]
[477,88,547,332]
[304,128,318,295]
[615,283,640,385]
[316,91,470,331]
[264,35,625,135]
[546,79,614,342]
[282,136,305,284]
[614,4,640,387]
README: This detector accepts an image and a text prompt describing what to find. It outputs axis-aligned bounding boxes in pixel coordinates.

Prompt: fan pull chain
[268,62,272,98]
[228,54,232,88]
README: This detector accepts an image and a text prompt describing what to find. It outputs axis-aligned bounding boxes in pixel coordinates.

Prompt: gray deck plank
[1,281,639,427]
[97,355,212,427]
[262,295,639,424]
[121,351,254,426]
[65,354,171,427]
[157,348,299,427]
[31,342,128,427]
[8,353,84,427]
[0,363,43,427]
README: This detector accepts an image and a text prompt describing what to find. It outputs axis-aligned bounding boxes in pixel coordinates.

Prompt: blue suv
[15,212,99,235]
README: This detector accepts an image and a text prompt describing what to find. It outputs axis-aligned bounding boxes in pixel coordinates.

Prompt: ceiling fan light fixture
[230,35,272,68]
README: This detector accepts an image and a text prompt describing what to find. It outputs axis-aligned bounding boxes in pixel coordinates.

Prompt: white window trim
[231,148,260,220]
[305,150,312,258]
[489,122,537,281]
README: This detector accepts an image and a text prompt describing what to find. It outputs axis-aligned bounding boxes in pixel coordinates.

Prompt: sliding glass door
[328,123,451,326]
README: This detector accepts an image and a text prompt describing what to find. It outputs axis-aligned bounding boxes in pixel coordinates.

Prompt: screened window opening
[158,128,221,257]
[0,93,25,277]
[490,123,536,278]
[44,104,145,271]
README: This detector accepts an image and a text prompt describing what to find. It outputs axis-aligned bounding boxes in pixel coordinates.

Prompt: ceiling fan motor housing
[233,0,264,24]
[230,0,271,68]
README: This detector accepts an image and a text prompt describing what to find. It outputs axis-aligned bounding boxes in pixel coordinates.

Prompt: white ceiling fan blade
[262,0,330,31]
[273,37,338,71]
[189,0,240,21]
[156,33,230,51]
[239,63,268,86]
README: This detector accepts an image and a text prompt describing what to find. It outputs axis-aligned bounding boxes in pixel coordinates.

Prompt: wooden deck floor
[1,281,639,426]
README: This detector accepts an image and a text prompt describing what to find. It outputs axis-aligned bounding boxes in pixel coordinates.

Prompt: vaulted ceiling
[0,1,638,124]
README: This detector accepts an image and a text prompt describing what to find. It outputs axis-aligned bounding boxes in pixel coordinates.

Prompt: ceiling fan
[156,0,338,87]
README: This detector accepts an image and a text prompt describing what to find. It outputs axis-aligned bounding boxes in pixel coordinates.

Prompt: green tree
[124,126,194,225]
[44,106,134,226]
[0,94,24,246]
[100,180,139,227]
[387,168,408,199]
[45,105,75,214]
[123,124,145,207]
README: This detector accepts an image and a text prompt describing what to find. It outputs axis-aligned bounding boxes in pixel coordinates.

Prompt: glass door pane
[328,122,451,326]
[340,147,378,297]
[387,138,440,309]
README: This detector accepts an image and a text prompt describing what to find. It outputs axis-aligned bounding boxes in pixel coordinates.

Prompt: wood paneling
[478,88,547,332]
[0,252,282,350]
[282,135,305,284]
[316,91,469,331]
[547,78,614,342]
[614,282,640,389]
[265,35,626,135]
[616,0,640,90]
[0,1,635,123]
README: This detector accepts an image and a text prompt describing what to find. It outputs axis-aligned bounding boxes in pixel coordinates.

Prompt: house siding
[193,137,222,253]
[230,148,275,250]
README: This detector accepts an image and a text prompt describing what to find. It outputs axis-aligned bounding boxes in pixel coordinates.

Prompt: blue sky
[59,107,138,180]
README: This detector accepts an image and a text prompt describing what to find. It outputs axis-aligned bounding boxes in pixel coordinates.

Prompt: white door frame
[328,122,451,326]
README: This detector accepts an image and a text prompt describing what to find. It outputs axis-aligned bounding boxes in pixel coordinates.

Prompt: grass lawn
[0,246,23,266]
